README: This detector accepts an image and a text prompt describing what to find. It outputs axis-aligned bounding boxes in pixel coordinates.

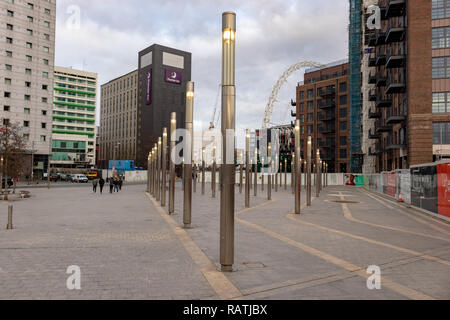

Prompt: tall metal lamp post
[183,81,194,228]
[220,11,236,273]
[169,113,176,214]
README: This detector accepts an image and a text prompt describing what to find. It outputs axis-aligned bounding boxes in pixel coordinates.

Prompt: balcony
[291,110,296,117]
[376,93,392,108]
[368,71,376,84]
[368,33,377,47]
[386,107,407,124]
[386,136,406,150]
[386,72,406,94]
[386,0,405,18]
[375,121,392,133]
[376,48,386,66]
[375,30,386,46]
[386,46,405,68]
[368,53,376,67]
[318,141,333,149]
[318,112,335,122]
[368,109,381,119]
[376,70,387,87]
[368,89,377,101]
[318,87,335,97]
[386,20,406,43]
[291,99,296,107]
[319,126,336,135]
[318,100,336,109]
[368,129,381,139]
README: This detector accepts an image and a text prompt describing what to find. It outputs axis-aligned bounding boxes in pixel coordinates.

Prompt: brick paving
[0,180,449,299]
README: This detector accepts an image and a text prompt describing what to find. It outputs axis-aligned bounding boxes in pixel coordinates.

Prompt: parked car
[72,174,89,183]
[59,173,69,181]
[49,173,60,182]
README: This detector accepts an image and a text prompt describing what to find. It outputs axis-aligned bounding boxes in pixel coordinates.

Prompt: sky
[54,0,349,145]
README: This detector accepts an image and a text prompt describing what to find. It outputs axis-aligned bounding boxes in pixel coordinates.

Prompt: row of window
[102,75,138,96]
[299,83,347,100]
[55,97,95,105]
[4,78,48,89]
[3,105,48,115]
[56,76,96,86]
[3,91,49,103]
[299,96,347,111]
[4,50,50,65]
[55,83,95,92]
[22,134,47,142]
[4,65,50,77]
[5,24,51,39]
[52,125,94,132]
[5,37,51,52]
[6,0,52,11]
[433,0,450,19]
[5,9,51,26]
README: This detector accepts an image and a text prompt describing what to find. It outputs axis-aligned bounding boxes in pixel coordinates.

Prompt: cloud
[55,0,349,147]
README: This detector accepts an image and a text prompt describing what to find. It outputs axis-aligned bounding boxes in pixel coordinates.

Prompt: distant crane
[209,84,221,130]
[262,61,324,129]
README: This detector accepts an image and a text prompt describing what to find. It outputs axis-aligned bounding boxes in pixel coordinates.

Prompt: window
[7,11,14,17]
[25,68,32,75]
[340,121,347,131]
[300,114,305,123]
[300,126,305,135]
[26,42,32,49]
[40,135,46,142]
[44,8,51,15]
[6,51,12,57]
[27,29,33,35]
[340,149,347,159]
[43,46,49,53]
[3,119,10,126]
[27,3,34,9]
[4,92,11,98]
[5,64,12,71]
[5,78,11,85]
[6,37,13,44]
[339,95,348,105]
[43,59,49,65]
[41,123,46,129]
[432,0,450,19]
[44,21,50,28]
[308,125,313,134]
[27,16,33,22]
[44,34,50,40]
[7,24,13,31]
[24,95,31,101]
[23,134,29,141]
[307,89,314,99]
[25,81,31,87]
[42,84,48,90]
[432,27,450,49]
[24,121,30,127]
[42,110,47,116]
[26,55,32,62]
[299,102,304,112]
[42,97,48,103]
[433,122,450,144]
[340,136,347,146]
[340,108,347,118]
[299,91,305,100]
[432,92,450,113]
[339,82,347,92]
[24,108,30,114]
[432,57,450,78]
[307,101,314,111]
[42,72,48,78]
[4,106,10,111]
[307,113,314,122]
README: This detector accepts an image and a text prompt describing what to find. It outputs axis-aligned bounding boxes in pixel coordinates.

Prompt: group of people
[92,175,124,194]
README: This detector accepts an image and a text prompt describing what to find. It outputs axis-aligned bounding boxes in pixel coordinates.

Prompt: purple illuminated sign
[165,69,182,84]
[146,70,152,105]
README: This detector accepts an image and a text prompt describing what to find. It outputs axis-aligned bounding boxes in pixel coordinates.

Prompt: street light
[239,150,243,194]
[202,147,206,195]
[212,145,216,198]
[254,148,258,197]
[267,142,272,200]
[183,81,194,228]
[220,11,236,273]
[316,149,320,198]
[261,156,265,192]
[161,128,168,207]
[307,136,312,206]
[295,120,301,214]
[169,113,176,214]
[245,130,250,208]
[147,153,151,193]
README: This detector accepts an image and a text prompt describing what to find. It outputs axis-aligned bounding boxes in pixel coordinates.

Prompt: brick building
[295,60,350,173]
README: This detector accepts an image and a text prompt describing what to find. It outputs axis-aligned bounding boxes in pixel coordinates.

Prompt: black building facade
[137,44,192,168]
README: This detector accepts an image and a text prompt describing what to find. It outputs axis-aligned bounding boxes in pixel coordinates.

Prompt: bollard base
[220,264,233,272]
[183,223,192,229]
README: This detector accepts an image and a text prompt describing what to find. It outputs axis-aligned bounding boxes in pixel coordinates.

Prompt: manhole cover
[328,200,360,204]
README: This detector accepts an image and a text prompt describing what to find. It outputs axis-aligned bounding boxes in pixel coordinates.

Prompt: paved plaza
[0,180,449,300]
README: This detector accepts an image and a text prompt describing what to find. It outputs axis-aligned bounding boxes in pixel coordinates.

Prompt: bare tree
[0,119,27,195]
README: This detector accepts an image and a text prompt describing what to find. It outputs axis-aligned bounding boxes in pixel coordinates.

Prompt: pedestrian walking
[92,178,98,193]
[119,176,123,191]
[113,177,119,193]
[99,177,105,194]
[109,177,114,193]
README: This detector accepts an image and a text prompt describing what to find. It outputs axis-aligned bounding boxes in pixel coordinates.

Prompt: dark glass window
[339,95,347,105]
[339,82,347,92]
[432,0,450,19]
[340,136,347,146]
[340,108,347,118]
[340,149,347,159]
[433,122,450,144]
[340,121,347,131]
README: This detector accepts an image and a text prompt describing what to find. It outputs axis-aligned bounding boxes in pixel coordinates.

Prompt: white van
[72,174,89,183]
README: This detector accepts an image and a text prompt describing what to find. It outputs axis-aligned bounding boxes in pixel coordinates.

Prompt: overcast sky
[55,0,349,144]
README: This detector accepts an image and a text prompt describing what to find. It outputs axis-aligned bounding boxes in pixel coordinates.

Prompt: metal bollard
[7,205,13,230]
